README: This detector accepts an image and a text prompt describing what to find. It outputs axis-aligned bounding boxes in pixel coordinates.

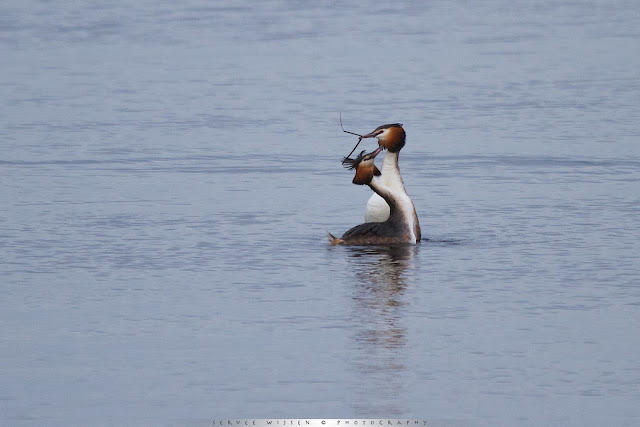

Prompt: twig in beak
[344,136,363,160]
[340,113,364,138]
[339,113,364,159]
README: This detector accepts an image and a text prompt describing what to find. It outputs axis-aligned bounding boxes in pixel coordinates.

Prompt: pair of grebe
[329,123,421,245]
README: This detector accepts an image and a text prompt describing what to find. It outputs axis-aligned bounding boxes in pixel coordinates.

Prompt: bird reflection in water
[345,244,418,416]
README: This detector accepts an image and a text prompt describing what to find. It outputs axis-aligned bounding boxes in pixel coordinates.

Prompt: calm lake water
[1,0,639,425]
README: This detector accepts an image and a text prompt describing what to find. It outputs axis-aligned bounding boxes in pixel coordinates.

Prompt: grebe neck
[364,151,406,223]
[368,175,400,217]
[366,150,421,242]
[379,151,406,191]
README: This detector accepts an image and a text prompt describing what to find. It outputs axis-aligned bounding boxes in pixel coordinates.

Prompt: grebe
[328,150,420,245]
[357,123,421,242]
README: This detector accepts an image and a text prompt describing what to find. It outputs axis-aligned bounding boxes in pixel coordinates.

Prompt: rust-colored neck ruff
[384,126,406,153]
[352,163,381,185]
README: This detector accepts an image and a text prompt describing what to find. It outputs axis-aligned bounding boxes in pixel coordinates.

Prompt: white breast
[365,192,390,222]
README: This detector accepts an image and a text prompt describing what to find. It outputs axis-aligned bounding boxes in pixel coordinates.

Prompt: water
[1,0,639,425]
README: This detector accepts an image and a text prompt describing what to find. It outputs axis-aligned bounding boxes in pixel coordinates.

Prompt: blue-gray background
[1,1,639,425]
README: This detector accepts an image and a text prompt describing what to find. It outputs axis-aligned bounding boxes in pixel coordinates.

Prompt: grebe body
[329,150,420,246]
[360,124,420,241]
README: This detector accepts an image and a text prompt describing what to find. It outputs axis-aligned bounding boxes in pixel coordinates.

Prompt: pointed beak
[370,145,384,157]
[361,130,381,139]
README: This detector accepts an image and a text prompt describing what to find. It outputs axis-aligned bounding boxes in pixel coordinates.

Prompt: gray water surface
[1,0,639,425]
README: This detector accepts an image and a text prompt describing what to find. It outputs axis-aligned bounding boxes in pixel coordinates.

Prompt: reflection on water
[344,245,418,416]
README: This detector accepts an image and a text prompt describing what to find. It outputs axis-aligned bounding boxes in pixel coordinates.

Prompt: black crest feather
[375,123,403,131]
[341,150,367,170]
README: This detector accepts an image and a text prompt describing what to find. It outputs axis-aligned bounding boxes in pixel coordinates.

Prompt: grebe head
[343,150,382,185]
[361,123,406,153]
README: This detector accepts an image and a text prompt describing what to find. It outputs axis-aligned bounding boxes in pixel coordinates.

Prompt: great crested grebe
[357,123,420,242]
[328,149,420,245]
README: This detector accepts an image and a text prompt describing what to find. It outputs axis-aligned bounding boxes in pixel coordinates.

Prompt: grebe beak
[360,130,382,139]
[369,145,384,157]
